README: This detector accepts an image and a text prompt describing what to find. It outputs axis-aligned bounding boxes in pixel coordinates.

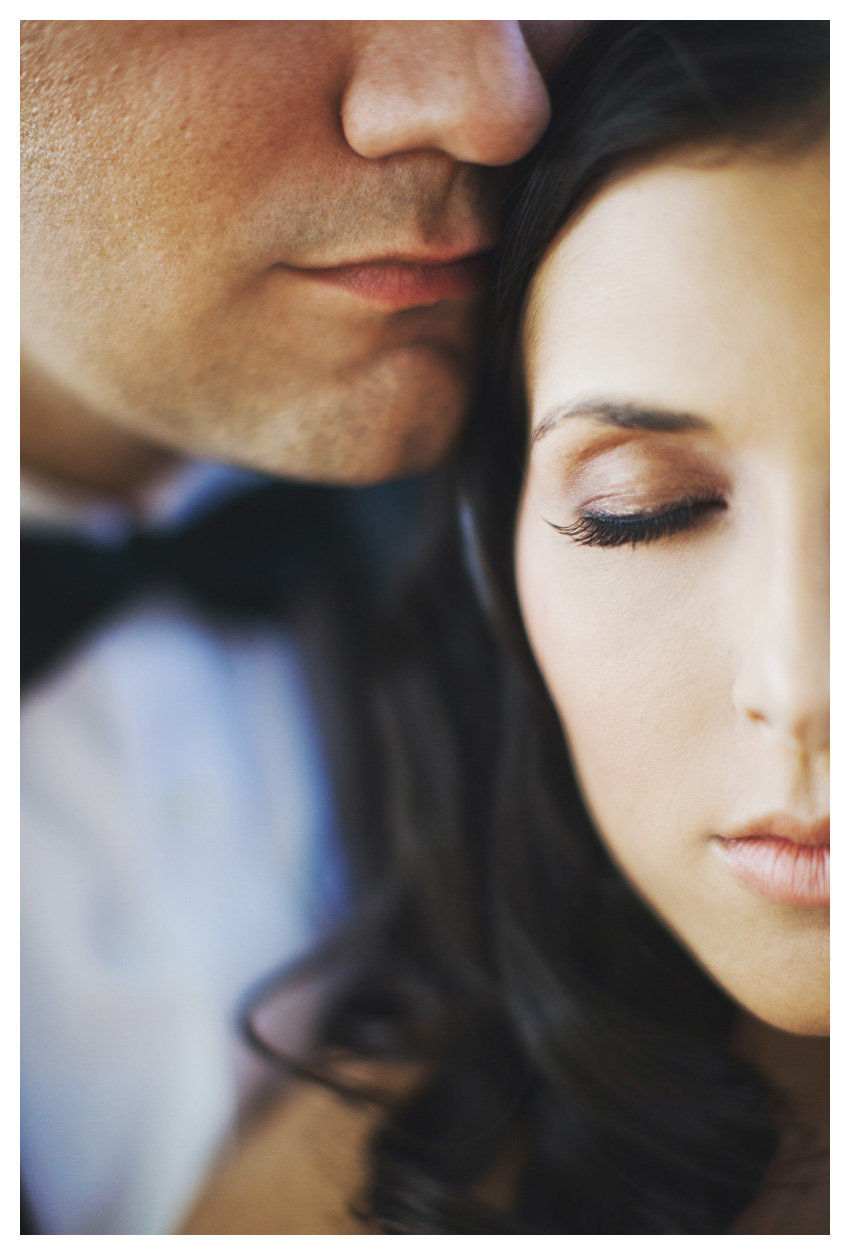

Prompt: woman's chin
[733,990,829,1038]
[766,1009,829,1038]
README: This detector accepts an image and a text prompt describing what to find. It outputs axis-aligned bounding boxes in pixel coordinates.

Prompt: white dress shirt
[21,464,343,1234]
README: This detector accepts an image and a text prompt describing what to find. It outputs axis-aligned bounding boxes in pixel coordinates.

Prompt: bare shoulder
[178,1060,421,1235]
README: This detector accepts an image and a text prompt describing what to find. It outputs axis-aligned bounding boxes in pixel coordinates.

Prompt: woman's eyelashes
[547,495,727,548]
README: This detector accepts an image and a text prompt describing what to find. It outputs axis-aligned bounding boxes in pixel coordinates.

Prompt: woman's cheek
[515,504,726,853]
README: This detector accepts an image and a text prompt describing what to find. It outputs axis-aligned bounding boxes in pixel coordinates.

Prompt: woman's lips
[714,816,830,907]
[289,253,489,310]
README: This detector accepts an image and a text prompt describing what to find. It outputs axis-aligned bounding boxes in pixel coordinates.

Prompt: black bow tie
[21,480,370,688]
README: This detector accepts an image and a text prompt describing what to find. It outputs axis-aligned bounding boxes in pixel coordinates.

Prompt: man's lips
[283,252,490,310]
[713,815,829,907]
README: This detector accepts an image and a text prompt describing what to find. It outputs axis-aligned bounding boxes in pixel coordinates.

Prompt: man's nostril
[340,22,551,167]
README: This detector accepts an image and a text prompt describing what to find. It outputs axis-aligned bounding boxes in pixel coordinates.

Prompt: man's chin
[69,337,473,487]
[253,347,470,484]
[259,403,463,486]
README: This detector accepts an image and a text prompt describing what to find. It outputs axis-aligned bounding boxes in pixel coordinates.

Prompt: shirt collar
[21,461,271,546]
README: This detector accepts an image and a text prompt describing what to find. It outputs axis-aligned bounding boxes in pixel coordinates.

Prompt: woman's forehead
[522,140,828,445]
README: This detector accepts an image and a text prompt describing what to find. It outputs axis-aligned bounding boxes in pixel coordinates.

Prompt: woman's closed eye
[547,495,727,548]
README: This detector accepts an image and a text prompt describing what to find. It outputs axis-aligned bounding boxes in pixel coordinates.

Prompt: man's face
[21,21,575,483]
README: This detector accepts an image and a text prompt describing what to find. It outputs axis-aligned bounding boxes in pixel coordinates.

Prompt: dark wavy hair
[245,20,829,1234]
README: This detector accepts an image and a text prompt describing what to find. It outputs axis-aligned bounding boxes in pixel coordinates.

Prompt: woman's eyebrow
[530,399,711,446]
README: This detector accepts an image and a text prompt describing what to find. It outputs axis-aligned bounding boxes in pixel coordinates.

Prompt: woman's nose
[732,503,829,755]
[340,21,552,167]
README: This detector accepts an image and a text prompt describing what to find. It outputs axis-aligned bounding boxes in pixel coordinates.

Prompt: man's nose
[732,497,829,756]
[341,21,552,167]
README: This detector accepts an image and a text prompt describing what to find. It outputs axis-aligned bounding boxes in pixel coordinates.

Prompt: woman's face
[515,141,829,1034]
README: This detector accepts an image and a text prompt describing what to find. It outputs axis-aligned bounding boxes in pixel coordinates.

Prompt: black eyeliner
[547,496,726,549]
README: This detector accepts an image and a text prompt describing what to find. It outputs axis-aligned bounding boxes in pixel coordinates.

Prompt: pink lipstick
[714,815,829,907]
